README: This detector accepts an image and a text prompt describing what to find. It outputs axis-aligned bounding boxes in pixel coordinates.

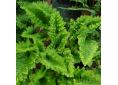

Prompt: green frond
[38,48,74,77]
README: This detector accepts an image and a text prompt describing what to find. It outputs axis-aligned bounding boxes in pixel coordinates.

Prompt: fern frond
[38,48,74,77]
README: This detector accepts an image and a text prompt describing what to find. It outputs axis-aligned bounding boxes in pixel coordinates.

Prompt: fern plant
[16,1,101,85]
[69,16,100,66]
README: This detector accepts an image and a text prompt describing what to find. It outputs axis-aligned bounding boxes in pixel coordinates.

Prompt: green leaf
[78,39,98,66]
[38,48,74,77]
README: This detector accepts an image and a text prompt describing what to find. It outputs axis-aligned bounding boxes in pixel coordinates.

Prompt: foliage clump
[16,1,101,85]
